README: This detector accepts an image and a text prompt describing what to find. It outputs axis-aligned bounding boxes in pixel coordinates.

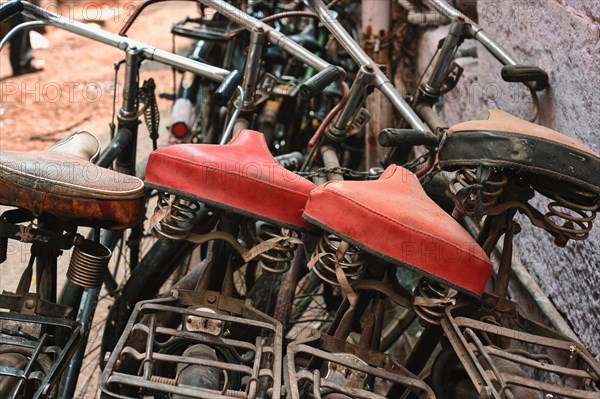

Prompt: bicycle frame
[0,2,241,396]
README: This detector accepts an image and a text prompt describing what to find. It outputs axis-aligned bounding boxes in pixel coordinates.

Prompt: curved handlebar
[501,65,549,91]
[424,0,550,90]
[0,0,23,22]
[16,1,231,83]
[305,0,430,132]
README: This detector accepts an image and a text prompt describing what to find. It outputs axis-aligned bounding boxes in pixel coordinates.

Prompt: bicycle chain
[298,166,380,180]
[297,152,435,181]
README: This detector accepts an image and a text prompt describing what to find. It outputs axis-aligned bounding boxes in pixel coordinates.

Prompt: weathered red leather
[145,130,317,230]
[303,165,492,296]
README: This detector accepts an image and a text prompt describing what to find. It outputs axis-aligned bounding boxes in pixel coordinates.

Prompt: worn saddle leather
[303,165,493,296]
[0,131,144,229]
[144,130,317,230]
[438,109,600,193]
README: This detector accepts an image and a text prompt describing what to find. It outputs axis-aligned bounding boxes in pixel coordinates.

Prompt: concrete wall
[415,0,599,357]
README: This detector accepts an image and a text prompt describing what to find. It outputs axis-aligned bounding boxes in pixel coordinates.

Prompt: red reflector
[171,122,189,139]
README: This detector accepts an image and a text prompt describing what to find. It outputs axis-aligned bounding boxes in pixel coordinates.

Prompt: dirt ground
[0,1,198,397]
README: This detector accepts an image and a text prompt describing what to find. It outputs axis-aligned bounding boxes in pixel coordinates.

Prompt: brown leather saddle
[0,131,144,229]
[438,109,600,194]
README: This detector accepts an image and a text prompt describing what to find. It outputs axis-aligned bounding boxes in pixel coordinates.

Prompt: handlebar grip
[0,0,23,22]
[501,65,549,91]
[214,70,242,107]
[299,65,343,99]
[378,129,438,148]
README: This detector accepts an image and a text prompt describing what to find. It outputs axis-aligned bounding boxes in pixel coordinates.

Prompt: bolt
[25,299,35,309]
[207,294,217,304]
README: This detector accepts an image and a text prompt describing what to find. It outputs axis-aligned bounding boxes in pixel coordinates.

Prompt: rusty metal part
[412,278,458,325]
[252,223,299,274]
[450,166,508,220]
[324,353,369,389]
[386,324,444,398]
[492,216,520,299]
[184,307,226,336]
[66,237,112,288]
[151,192,202,241]
[99,297,283,399]
[0,307,81,399]
[543,189,598,244]
[310,234,366,288]
[285,331,436,399]
[441,299,600,399]
[320,146,344,181]
[272,235,306,332]
[454,165,598,268]
[353,279,412,309]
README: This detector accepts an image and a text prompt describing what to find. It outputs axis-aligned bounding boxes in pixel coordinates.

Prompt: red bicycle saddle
[303,165,492,296]
[438,109,600,192]
[145,130,316,230]
[0,131,145,230]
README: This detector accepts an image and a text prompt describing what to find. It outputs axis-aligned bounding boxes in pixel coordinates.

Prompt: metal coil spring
[544,189,599,242]
[0,237,7,264]
[150,375,176,386]
[413,279,457,325]
[450,167,507,218]
[152,192,201,241]
[67,238,112,288]
[311,235,365,287]
[255,223,299,274]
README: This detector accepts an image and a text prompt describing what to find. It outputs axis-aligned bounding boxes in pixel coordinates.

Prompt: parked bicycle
[0,1,241,396]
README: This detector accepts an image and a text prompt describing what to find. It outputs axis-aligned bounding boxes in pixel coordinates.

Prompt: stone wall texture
[415,0,599,356]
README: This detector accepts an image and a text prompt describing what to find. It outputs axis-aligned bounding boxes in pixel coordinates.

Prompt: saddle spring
[450,167,508,219]
[251,222,299,274]
[152,192,202,241]
[67,238,112,288]
[544,189,599,244]
[310,234,365,287]
[412,279,458,325]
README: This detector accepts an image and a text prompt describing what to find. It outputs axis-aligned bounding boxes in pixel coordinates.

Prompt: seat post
[493,213,521,299]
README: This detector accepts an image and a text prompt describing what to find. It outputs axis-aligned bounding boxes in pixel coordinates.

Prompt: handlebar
[16,1,231,83]
[501,65,549,91]
[214,70,243,106]
[424,0,549,92]
[299,65,344,99]
[0,0,23,22]
[305,0,430,132]
[378,129,439,148]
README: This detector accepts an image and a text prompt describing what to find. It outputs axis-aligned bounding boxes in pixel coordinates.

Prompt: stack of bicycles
[0,0,598,398]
